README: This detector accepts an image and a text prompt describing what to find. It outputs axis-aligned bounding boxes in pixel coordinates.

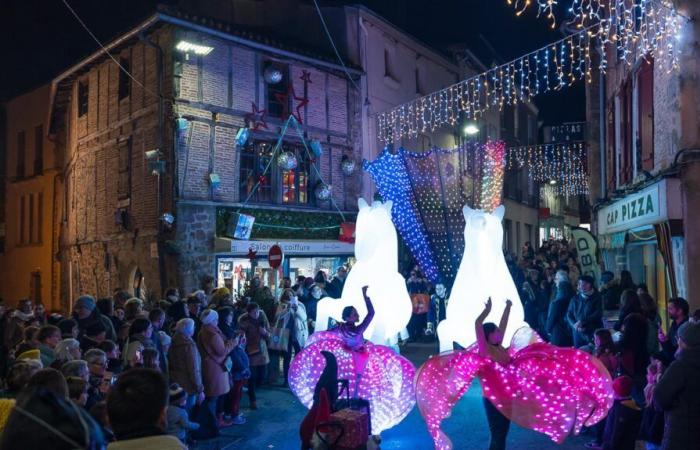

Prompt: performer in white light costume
[315,198,412,347]
[437,204,527,352]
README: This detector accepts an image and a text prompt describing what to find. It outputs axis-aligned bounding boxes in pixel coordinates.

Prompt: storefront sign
[597,183,664,234]
[572,227,601,283]
[229,239,354,256]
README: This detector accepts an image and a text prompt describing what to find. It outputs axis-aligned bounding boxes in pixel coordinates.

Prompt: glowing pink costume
[289,295,416,434]
[416,328,614,449]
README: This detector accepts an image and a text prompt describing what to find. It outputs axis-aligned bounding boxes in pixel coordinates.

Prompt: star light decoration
[288,331,416,435]
[245,102,268,130]
[416,328,614,449]
[377,0,683,143]
[507,142,589,196]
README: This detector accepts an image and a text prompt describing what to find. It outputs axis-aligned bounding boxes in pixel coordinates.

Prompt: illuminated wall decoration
[436,204,527,352]
[289,331,416,434]
[416,328,614,449]
[377,1,682,143]
[315,199,413,346]
[479,141,506,212]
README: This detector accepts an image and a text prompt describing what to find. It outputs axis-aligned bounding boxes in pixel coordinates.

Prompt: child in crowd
[230,330,251,425]
[638,362,665,450]
[601,375,642,450]
[166,383,200,443]
[594,329,619,375]
[66,376,89,407]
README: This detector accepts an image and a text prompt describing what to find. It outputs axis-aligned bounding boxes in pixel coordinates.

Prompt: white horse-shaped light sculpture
[437,204,527,352]
[315,198,412,346]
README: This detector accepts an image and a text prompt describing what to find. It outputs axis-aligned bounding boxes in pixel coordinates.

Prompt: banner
[572,227,601,285]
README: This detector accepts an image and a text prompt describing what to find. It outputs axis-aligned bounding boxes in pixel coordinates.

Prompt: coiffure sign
[597,182,666,235]
[229,239,354,256]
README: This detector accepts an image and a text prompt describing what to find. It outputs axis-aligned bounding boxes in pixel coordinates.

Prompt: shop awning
[599,231,627,249]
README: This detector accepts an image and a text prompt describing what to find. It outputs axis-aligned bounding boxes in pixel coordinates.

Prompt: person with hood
[546,270,574,346]
[197,309,235,434]
[237,302,270,410]
[653,321,700,450]
[168,318,203,413]
[72,295,116,343]
[565,275,604,348]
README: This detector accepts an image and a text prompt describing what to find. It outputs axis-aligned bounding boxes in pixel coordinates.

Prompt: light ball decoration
[314,182,332,201]
[263,66,284,84]
[341,156,356,176]
[315,199,413,347]
[416,328,613,449]
[277,151,298,171]
[289,330,416,434]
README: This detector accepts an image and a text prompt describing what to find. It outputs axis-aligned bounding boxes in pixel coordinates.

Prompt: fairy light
[416,329,614,449]
[289,331,416,434]
[480,141,506,212]
[507,142,589,195]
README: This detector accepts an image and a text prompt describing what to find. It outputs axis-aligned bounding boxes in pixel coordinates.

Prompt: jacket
[565,290,603,344]
[602,398,642,450]
[237,312,271,367]
[75,310,117,342]
[273,302,309,348]
[37,344,56,368]
[653,347,700,450]
[545,281,573,346]
[197,324,234,397]
[107,435,186,450]
[168,332,203,395]
[166,405,199,441]
[231,345,251,381]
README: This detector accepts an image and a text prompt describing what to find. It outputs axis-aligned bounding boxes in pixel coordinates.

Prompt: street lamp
[175,40,214,56]
[463,122,480,136]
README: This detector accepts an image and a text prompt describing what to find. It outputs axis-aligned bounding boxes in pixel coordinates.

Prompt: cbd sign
[268,244,284,269]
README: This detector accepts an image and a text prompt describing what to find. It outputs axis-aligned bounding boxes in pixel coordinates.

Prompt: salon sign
[230,239,354,256]
[597,183,664,234]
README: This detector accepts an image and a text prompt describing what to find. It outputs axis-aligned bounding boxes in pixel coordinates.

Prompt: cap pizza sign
[268,244,284,269]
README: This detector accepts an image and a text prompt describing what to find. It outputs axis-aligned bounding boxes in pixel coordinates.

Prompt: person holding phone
[237,303,270,410]
[274,289,308,387]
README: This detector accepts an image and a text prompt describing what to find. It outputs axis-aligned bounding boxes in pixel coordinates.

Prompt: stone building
[48,7,363,308]
[587,1,700,312]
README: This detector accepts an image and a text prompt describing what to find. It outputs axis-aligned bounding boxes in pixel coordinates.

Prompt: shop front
[596,178,685,316]
[214,238,355,296]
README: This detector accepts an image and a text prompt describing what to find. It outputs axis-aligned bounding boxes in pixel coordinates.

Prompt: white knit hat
[200,308,218,326]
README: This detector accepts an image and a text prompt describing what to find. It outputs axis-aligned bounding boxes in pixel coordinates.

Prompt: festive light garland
[480,141,506,212]
[377,0,682,143]
[507,142,589,196]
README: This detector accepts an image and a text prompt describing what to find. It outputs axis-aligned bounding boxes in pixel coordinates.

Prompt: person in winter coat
[168,318,203,412]
[72,295,116,343]
[197,309,235,433]
[325,266,348,299]
[545,270,574,346]
[166,383,199,443]
[565,275,603,348]
[653,321,700,450]
[274,289,308,387]
[123,318,156,369]
[237,302,270,410]
[229,331,250,425]
[639,362,665,450]
[602,375,643,450]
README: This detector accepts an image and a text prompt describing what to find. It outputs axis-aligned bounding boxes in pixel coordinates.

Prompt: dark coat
[75,310,116,342]
[545,281,573,346]
[602,398,642,450]
[168,332,203,395]
[230,346,250,381]
[638,403,664,445]
[654,347,700,450]
[565,290,603,345]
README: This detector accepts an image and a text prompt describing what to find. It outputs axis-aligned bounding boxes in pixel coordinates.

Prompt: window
[16,131,26,178]
[36,193,43,244]
[34,125,43,175]
[239,140,312,205]
[19,196,26,245]
[118,56,131,100]
[118,140,132,200]
[29,194,34,246]
[78,80,89,117]
[265,62,289,118]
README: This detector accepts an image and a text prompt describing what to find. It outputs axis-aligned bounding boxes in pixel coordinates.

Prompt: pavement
[195,341,593,450]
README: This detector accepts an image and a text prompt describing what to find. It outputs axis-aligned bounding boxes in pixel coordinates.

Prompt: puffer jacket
[653,347,700,450]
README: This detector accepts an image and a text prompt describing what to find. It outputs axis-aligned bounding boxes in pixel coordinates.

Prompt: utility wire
[312,0,361,92]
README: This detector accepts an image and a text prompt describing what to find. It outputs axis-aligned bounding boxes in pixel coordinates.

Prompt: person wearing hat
[565,275,604,348]
[599,375,642,450]
[165,383,199,443]
[72,295,116,343]
[654,321,700,450]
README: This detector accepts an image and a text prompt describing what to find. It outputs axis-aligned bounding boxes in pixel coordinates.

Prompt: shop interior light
[175,40,214,55]
[463,122,480,136]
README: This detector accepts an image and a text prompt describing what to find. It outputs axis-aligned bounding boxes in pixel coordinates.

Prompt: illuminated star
[245,102,268,130]
[290,86,309,124]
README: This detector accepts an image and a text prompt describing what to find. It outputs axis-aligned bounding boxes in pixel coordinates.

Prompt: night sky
[0,0,584,124]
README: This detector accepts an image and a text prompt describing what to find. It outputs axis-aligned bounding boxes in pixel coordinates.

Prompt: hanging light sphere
[263,66,284,84]
[341,157,356,176]
[315,183,332,201]
[277,151,298,170]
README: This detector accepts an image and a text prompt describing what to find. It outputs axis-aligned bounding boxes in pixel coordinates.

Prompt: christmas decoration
[310,139,324,157]
[377,1,682,143]
[508,142,589,195]
[417,328,613,448]
[289,330,416,434]
[235,127,249,147]
[175,117,189,133]
[245,103,268,130]
[277,151,298,171]
[246,247,257,261]
[290,86,309,124]
[314,182,332,201]
[479,141,506,212]
[341,155,357,176]
[263,65,284,84]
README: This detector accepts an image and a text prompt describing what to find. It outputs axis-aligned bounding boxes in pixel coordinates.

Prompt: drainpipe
[140,31,168,298]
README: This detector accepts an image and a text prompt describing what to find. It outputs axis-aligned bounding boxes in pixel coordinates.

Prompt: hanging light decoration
[507,142,589,196]
[315,182,332,201]
[263,65,284,84]
[340,155,357,176]
[277,150,298,170]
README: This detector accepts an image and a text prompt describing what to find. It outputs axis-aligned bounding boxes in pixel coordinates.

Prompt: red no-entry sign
[268,244,283,269]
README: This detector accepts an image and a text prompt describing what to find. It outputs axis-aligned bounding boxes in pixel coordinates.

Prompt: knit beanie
[679,321,700,348]
[612,375,634,398]
[75,295,96,312]
[200,309,218,326]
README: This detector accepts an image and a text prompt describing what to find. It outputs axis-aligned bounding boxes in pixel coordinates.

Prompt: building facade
[48,9,363,308]
[588,0,700,312]
[0,85,63,310]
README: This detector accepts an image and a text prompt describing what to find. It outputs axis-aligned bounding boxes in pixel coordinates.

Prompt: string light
[377,1,682,143]
[480,141,506,212]
[507,142,589,196]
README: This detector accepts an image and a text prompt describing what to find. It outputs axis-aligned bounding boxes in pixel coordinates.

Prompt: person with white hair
[53,338,82,368]
[545,269,575,346]
[168,318,204,413]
